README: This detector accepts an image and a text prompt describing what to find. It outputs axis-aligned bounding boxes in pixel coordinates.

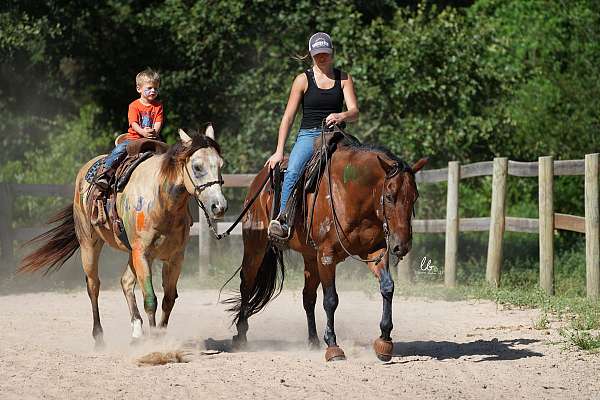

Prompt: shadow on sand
[192,337,314,353]
[392,338,543,362]
[196,337,543,363]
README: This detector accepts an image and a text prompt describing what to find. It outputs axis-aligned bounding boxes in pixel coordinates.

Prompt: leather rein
[318,124,414,265]
[185,161,271,240]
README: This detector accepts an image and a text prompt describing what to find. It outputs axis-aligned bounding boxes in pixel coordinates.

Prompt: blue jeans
[280,128,321,214]
[104,140,131,170]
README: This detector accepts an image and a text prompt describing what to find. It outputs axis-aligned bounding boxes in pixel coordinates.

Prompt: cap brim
[310,48,333,56]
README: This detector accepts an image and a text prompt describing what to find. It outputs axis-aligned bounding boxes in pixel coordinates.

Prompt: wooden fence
[1,154,598,298]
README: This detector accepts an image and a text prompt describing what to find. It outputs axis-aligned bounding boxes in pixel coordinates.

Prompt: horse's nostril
[392,245,401,255]
[212,203,225,216]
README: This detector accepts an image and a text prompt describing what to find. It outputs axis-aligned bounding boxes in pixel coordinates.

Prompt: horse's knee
[379,269,394,299]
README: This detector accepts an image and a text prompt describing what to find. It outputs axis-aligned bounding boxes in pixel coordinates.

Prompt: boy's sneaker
[268,219,290,240]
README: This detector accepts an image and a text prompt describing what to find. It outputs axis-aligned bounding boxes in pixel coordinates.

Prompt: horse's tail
[18,204,80,275]
[226,244,285,326]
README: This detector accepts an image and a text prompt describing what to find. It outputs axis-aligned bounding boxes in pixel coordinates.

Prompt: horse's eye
[193,165,205,176]
[385,193,394,202]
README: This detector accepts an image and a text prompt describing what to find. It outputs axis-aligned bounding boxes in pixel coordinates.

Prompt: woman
[266,32,359,239]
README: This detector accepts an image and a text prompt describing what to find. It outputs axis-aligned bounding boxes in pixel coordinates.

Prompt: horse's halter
[184,160,224,231]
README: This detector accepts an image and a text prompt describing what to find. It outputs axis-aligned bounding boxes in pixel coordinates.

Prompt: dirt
[1,289,599,399]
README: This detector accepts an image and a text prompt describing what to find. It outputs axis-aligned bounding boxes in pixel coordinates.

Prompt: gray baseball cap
[308,32,333,56]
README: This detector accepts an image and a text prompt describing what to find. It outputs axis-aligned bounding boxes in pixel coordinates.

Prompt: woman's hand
[325,113,344,127]
[265,151,284,170]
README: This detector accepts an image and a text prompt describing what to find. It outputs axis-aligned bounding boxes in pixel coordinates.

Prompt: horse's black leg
[379,266,394,341]
[322,283,339,347]
[373,264,395,361]
[233,270,250,348]
[232,249,262,349]
[302,255,320,349]
[317,256,345,361]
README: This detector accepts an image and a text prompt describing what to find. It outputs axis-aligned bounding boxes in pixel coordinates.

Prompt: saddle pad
[85,157,105,183]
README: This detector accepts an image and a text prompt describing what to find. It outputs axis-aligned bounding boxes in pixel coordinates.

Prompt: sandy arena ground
[1,289,599,399]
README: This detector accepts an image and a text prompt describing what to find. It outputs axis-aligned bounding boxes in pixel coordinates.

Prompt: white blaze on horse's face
[184,147,227,219]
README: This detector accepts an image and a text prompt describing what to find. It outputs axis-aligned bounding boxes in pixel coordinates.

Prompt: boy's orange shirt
[126,99,164,140]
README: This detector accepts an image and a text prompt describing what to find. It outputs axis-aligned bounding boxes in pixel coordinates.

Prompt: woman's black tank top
[300,68,344,129]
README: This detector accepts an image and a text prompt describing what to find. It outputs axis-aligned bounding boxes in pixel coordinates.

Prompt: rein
[319,123,409,265]
[185,162,271,240]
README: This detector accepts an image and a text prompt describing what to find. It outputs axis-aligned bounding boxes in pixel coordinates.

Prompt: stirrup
[268,219,291,241]
[94,176,110,190]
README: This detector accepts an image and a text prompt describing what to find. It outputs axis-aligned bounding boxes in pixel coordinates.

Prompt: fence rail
[1,154,598,298]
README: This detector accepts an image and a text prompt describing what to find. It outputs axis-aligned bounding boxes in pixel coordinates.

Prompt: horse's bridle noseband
[321,125,417,266]
[184,162,225,235]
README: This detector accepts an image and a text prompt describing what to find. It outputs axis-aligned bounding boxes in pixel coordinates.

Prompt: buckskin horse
[19,126,227,347]
[228,132,426,361]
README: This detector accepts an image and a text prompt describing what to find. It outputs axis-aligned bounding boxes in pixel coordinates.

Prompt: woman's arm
[265,73,307,169]
[325,72,359,126]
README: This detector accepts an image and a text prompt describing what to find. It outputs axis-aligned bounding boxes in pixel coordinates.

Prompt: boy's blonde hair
[136,68,160,87]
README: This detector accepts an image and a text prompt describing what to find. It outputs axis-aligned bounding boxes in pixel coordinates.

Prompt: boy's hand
[143,127,157,138]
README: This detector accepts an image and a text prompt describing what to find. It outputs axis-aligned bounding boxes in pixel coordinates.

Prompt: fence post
[539,156,554,295]
[397,249,413,283]
[585,153,600,299]
[486,157,508,287]
[0,183,15,269]
[444,161,460,287]
[198,212,210,277]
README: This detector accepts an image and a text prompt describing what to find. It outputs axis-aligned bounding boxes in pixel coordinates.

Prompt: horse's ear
[178,128,192,146]
[411,157,428,173]
[377,155,395,173]
[204,124,215,139]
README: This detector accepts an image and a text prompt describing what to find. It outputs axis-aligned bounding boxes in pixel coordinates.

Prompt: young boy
[95,68,164,189]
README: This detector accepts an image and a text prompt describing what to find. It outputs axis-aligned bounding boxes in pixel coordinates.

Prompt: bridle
[185,160,273,240]
[184,161,225,236]
[320,125,417,266]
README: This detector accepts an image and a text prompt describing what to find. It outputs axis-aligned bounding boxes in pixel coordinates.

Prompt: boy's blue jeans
[104,140,131,170]
[279,128,321,215]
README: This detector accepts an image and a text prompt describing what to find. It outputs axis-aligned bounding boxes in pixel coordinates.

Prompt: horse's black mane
[338,134,411,172]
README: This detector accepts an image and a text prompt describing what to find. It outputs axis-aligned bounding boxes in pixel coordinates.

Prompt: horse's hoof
[308,338,321,351]
[129,336,143,346]
[373,338,393,362]
[231,336,247,351]
[131,320,143,339]
[325,346,346,362]
[94,337,106,351]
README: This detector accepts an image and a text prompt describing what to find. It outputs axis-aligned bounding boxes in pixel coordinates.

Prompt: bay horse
[19,126,227,347]
[228,136,426,361]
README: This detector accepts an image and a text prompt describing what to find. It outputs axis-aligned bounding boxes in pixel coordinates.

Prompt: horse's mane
[160,132,221,180]
[337,135,412,172]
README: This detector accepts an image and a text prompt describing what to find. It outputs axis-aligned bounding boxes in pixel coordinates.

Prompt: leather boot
[95,167,115,190]
[268,214,291,240]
